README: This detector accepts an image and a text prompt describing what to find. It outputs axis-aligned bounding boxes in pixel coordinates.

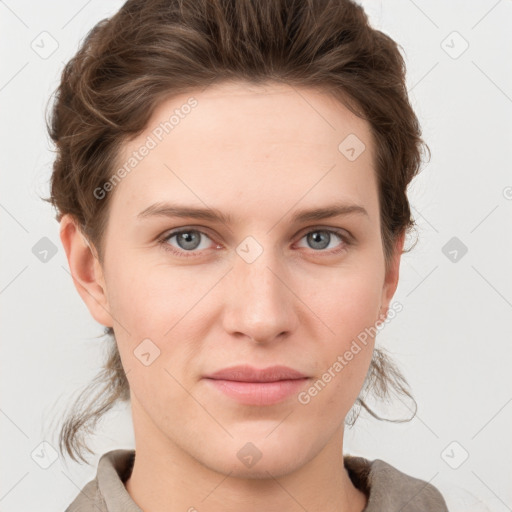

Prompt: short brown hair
[45,0,428,463]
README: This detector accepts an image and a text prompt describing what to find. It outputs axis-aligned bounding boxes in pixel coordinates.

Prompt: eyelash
[157,227,352,259]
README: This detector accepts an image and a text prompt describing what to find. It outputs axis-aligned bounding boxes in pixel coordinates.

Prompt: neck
[125,398,367,512]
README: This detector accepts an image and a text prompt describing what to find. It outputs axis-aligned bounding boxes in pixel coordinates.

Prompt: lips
[202,365,309,406]
[203,364,307,382]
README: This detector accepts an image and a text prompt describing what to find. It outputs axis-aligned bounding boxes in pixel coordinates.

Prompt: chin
[211,454,306,480]
[195,434,313,480]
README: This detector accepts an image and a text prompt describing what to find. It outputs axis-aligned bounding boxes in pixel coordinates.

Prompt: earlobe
[59,214,113,327]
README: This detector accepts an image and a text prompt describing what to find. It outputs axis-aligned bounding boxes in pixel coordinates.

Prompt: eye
[295,228,350,255]
[158,228,217,258]
[158,227,351,258]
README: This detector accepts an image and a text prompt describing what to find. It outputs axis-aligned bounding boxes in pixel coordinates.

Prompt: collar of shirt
[65,449,449,512]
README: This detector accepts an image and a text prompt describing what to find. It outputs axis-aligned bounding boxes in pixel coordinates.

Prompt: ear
[59,214,113,327]
[379,230,406,321]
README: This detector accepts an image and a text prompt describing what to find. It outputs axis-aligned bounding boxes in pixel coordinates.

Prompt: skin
[60,81,404,512]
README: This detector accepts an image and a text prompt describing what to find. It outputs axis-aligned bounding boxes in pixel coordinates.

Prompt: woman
[46,0,449,510]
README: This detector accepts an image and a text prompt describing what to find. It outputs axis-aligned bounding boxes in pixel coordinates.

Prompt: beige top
[65,449,449,511]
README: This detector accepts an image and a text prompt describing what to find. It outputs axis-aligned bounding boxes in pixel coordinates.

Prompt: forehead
[110,81,377,222]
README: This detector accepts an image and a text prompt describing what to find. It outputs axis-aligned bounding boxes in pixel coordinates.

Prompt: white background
[1,1,511,511]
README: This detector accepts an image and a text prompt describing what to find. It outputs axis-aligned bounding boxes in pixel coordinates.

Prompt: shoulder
[65,449,136,512]
[64,477,106,512]
[344,454,450,512]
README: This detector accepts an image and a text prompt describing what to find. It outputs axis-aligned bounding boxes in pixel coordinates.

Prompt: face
[65,81,402,478]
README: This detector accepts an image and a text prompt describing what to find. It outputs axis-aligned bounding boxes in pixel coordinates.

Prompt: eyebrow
[137,201,369,224]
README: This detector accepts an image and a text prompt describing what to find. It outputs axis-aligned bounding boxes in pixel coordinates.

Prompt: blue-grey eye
[298,230,344,251]
[164,230,212,251]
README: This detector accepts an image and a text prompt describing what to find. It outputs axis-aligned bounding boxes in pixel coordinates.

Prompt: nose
[222,244,298,344]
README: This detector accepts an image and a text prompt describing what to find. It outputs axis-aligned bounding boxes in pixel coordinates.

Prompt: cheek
[297,265,382,410]
[104,254,192,337]
[306,262,383,340]
[103,257,209,388]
